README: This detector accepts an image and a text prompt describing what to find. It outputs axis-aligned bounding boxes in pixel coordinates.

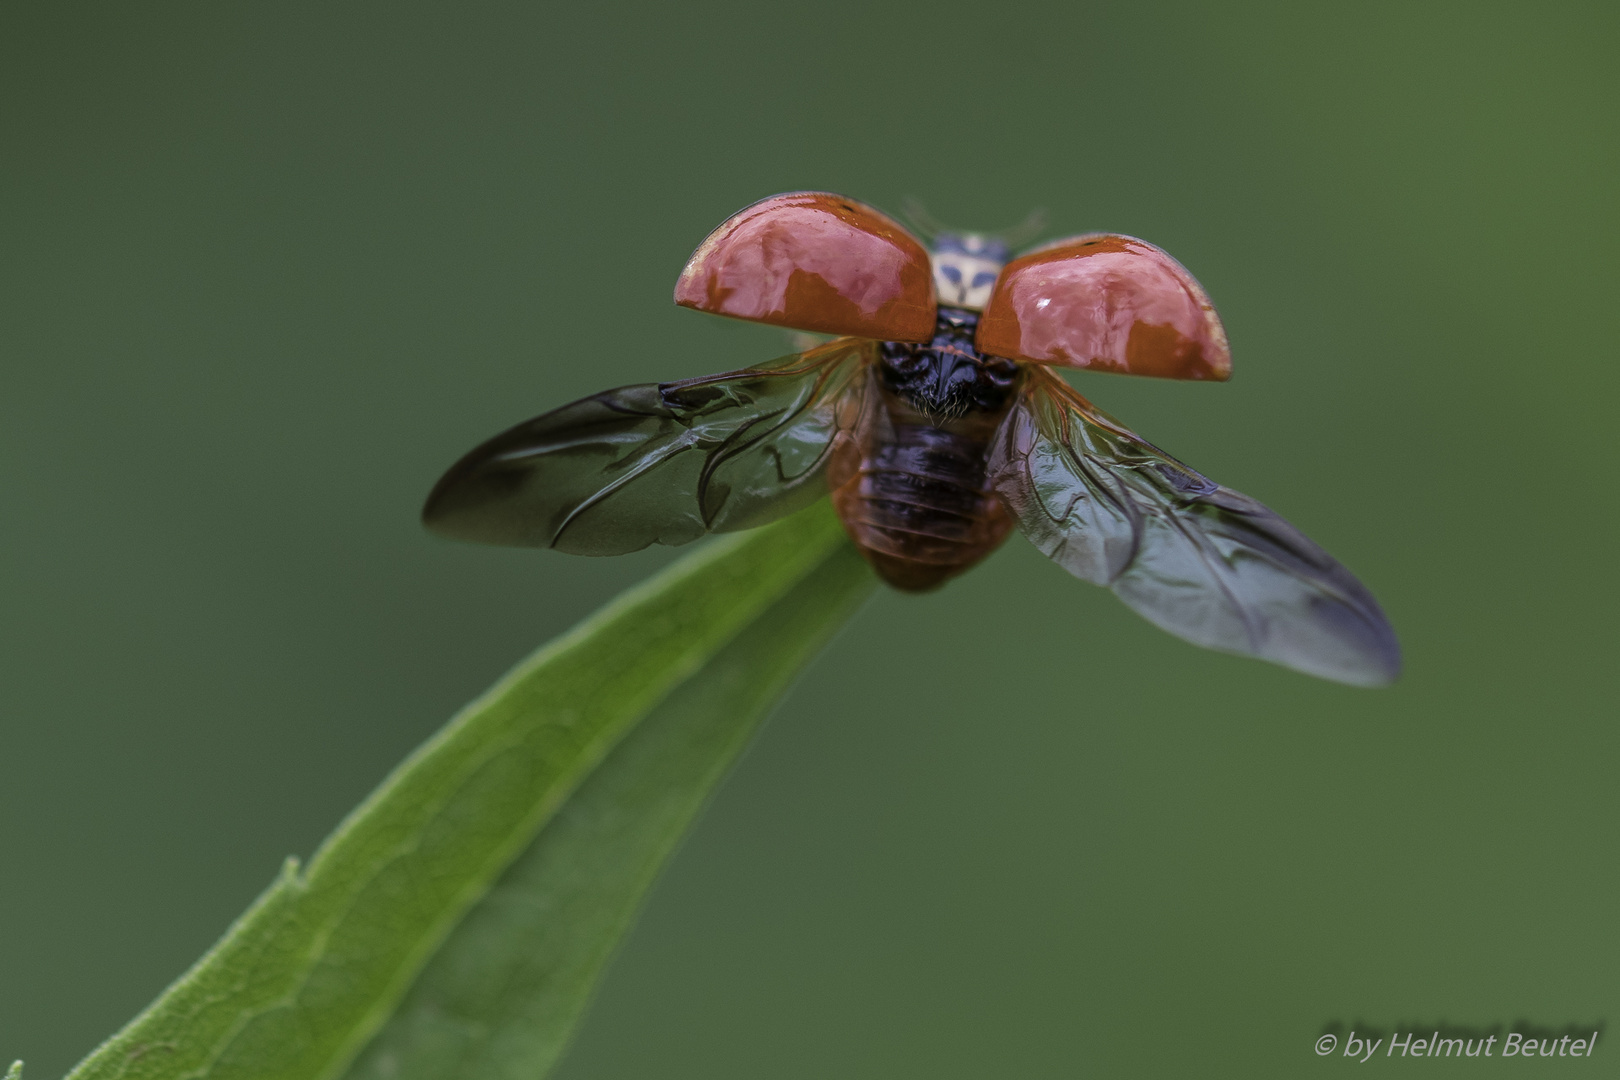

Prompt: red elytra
[674,192,937,343]
[976,234,1232,381]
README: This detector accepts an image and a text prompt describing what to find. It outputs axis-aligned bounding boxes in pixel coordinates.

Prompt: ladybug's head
[929,233,1009,311]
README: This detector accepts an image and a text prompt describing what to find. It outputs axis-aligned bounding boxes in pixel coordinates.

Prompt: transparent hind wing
[990,367,1400,685]
[423,339,874,555]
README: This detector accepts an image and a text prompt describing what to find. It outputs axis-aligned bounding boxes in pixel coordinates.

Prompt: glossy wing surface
[977,234,1232,381]
[989,367,1399,685]
[423,339,873,555]
[674,192,937,342]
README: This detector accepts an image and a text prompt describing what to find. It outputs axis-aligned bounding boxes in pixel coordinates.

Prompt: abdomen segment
[831,413,1012,591]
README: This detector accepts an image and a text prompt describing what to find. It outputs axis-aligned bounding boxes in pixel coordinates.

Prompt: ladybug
[424,193,1399,685]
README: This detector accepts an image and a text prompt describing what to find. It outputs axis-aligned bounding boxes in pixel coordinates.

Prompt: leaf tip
[7,1060,23,1080]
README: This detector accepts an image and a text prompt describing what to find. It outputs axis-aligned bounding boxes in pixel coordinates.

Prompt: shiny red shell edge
[976,234,1232,381]
[674,192,937,343]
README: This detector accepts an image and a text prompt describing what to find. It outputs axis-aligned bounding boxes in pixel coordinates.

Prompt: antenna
[997,206,1050,250]
[898,197,948,243]
[899,198,1049,252]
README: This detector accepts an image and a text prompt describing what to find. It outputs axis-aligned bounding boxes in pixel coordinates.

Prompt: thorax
[876,309,1019,434]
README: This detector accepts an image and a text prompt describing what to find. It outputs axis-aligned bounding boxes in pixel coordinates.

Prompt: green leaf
[340,533,873,1079]
[66,503,871,1080]
[8,1061,23,1080]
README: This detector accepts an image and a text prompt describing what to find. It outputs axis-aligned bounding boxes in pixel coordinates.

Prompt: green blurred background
[3,1,1616,1076]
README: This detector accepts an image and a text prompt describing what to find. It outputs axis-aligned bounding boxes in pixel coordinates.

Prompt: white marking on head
[931,245,1004,311]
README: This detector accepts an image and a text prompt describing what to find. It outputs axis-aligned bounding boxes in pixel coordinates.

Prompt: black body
[877,309,1018,421]
[834,310,1018,591]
